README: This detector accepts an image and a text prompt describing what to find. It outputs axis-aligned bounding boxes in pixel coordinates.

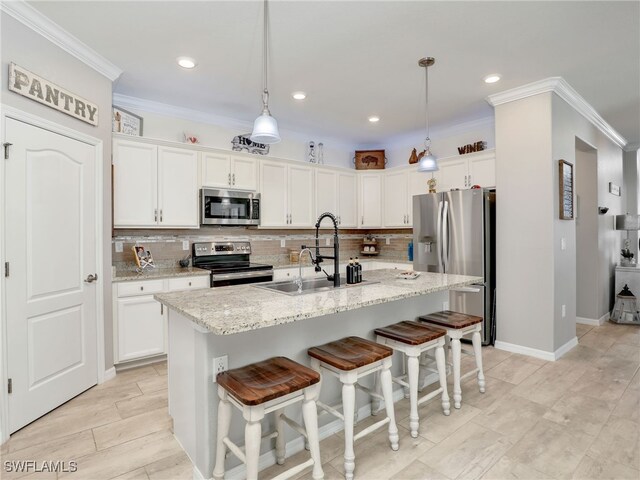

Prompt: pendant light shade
[251,0,280,144]
[417,57,437,172]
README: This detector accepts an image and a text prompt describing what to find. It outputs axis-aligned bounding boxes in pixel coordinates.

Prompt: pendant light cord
[262,0,269,112]
[424,64,430,146]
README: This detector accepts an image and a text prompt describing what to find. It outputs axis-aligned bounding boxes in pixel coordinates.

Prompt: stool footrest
[460,347,475,356]
[223,437,246,464]
[392,376,410,390]
[354,382,384,402]
[417,387,444,406]
[460,368,479,382]
[280,413,308,440]
[354,417,390,442]
[270,458,315,480]
[317,400,344,422]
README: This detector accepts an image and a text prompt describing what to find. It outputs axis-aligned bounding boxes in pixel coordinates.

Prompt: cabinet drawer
[118,279,165,297]
[167,276,210,292]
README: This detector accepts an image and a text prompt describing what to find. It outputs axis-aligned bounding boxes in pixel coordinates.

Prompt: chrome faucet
[302,212,341,288]
[295,247,316,293]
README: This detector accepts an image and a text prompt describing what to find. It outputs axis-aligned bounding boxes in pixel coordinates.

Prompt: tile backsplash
[113,227,412,271]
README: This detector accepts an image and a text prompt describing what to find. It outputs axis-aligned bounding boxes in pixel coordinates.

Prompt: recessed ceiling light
[368,116,380,123]
[292,92,306,100]
[177,57,197,69]
[484,74,501,84]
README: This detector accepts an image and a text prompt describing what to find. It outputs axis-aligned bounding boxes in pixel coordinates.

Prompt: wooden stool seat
[217,356,320,406]
[419,310,482,329]
[307,336,392,371]
[374,321,446,345]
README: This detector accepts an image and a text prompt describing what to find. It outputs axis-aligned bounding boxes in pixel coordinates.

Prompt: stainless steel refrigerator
[413,188,496,345]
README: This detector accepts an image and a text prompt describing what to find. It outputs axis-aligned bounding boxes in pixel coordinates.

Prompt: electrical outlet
[561,238,566,251]
[443,301,450,310]
[561,304,566,318]
[182,240,189,251]
[115,241,123,253]
[280,239,286,248]
[386,237,390,245]
[325,237,330,246]
[212,355,228,383]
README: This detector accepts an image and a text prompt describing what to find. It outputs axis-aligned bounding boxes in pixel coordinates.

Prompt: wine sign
[457,141,486,155]
[231,134,269,155]
[559,160,574,220]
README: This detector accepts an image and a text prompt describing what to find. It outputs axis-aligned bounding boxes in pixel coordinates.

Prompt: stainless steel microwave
[200,189,260,226]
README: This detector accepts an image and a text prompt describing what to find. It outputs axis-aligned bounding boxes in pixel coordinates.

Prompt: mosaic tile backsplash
[112,227,413,271]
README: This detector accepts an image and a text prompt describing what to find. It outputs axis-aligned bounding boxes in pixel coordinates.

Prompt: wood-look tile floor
[1,322,639,480]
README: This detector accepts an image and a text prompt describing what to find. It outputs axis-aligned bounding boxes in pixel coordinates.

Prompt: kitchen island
[155,269,482,479]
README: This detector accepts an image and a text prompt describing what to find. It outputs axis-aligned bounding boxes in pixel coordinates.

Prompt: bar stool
[213,356,324,480]
[374,321,450,438]
[308,336,399,480]
[419,311,485,409]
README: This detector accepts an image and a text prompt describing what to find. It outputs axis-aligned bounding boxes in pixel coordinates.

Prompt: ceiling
[30,1,640,147]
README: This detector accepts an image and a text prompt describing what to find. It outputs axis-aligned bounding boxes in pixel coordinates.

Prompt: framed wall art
[112,106,143,136]
[559,159,574,220]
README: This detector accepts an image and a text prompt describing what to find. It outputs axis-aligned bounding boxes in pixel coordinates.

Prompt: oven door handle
[211,270,274,281]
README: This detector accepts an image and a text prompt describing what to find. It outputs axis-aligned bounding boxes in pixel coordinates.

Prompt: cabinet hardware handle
[468,174,471,185]
[160,209,163,222]
[188,281,192,286]
[161,304,164,315]
[233,173,236,185]
[140,286,144,291]
[361,216,364,225]
[154,209,158,222]
[228,173,231,185]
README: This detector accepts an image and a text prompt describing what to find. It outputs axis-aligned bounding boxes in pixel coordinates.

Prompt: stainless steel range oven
[192,241,273,288]
[200,188,260,226]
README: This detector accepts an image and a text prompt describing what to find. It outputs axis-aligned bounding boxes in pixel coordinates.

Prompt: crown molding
[624,142,639,152]
[0,0,122,81]
[112,93,356,149]
[486,77,627,149]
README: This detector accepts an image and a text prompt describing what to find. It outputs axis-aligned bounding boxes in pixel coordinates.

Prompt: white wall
[1,13,115,367]
[623,149,640,259]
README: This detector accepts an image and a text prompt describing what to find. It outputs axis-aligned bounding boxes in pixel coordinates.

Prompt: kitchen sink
[254,277,379,296]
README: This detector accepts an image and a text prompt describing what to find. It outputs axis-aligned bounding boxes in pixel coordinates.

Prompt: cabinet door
[315,169,337,220]
[468,154,496,187]
[384,171,409,227]
[337,172,357,228]
[158,147,199,227]
[436,158,468,191]
[231,157,258,191]
[113,140,158,227]
[116,295,166,362]
[407,170,432,224]
[259,160,288,226]
[288,164,314,227]
[359,173,383,228]
[201,152,232,188]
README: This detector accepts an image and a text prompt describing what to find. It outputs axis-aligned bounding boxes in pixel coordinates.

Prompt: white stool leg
[406,352,420,438]
[472,330,486,393]
[451,336,462,409]
[302,384,324,480]
[444,336,451,374]
[342,381,356,480]
[380,361,400,450]
[244,408,264,480]
[274,408,286,465]
[435,345,450,415]
[213,389,231,480]
[370,370,381,416]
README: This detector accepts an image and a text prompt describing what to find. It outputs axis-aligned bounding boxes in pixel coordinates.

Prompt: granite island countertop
[154,269,482,335]
[113,266,210,282]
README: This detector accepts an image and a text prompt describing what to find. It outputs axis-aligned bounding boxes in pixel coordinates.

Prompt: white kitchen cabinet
[468,154,495,188]
[114,275,208,364]
[260,160,314,228]
[407,170,431,224]
[113,139,198,228]
[358,173,383,228]
[434,150,496,192]
[436,157,468,191]
[384,171,410,227]
[315,169,357,227]
[201,153,257,191]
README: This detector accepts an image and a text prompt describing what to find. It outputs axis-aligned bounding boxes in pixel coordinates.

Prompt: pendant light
[417,57,438,172]
[250,0,281,144]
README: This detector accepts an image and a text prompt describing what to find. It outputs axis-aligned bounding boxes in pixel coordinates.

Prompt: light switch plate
[561,304,566,317]
[115,241,123,253]
[443,301,450,310]
[386,237,390,245]
[182,240,189,251]
[280,239,286,248]
[326,237,330,246]
[561,238,566,251]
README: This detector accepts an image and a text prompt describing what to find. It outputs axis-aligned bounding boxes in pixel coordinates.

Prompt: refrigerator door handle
[442,200,449,272]
[436,200,444,272]
[451,287,482,293]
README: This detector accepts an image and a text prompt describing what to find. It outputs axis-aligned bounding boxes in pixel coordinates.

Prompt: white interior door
[4,118,98,433]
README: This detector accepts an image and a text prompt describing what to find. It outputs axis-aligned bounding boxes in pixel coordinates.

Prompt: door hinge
[8,378,12,394]
[3,142,12,160]
[4,262,9,277]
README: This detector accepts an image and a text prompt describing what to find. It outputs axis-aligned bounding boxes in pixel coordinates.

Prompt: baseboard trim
[101,367,116,384]
[114,354,167,372]
[576,312,610,326]
[598,312,610,325]
[495,336,578,361]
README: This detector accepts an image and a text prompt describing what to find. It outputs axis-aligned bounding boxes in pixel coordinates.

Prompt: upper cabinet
[315,168,357,227]
[358,173,383,228]
[383,171,409,227]
[113,139,198,228]
[259,160,314,228]
[201,153,257,191]
[434,150,495,191]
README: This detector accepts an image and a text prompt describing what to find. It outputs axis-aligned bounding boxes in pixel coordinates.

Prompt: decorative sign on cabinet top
[8,63,98,126]
[457,141,486,155]
[231,133,269,155]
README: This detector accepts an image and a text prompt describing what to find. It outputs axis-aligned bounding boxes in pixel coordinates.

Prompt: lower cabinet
[113,275,209,364]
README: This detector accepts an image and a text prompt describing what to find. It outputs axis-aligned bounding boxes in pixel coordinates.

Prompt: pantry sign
[8,63,99,126]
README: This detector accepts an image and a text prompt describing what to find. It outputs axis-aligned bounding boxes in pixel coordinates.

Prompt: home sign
[231,134,269,155]
[8,63,99,126]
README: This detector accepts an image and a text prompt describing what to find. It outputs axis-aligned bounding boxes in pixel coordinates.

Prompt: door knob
[84,273,98,283]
